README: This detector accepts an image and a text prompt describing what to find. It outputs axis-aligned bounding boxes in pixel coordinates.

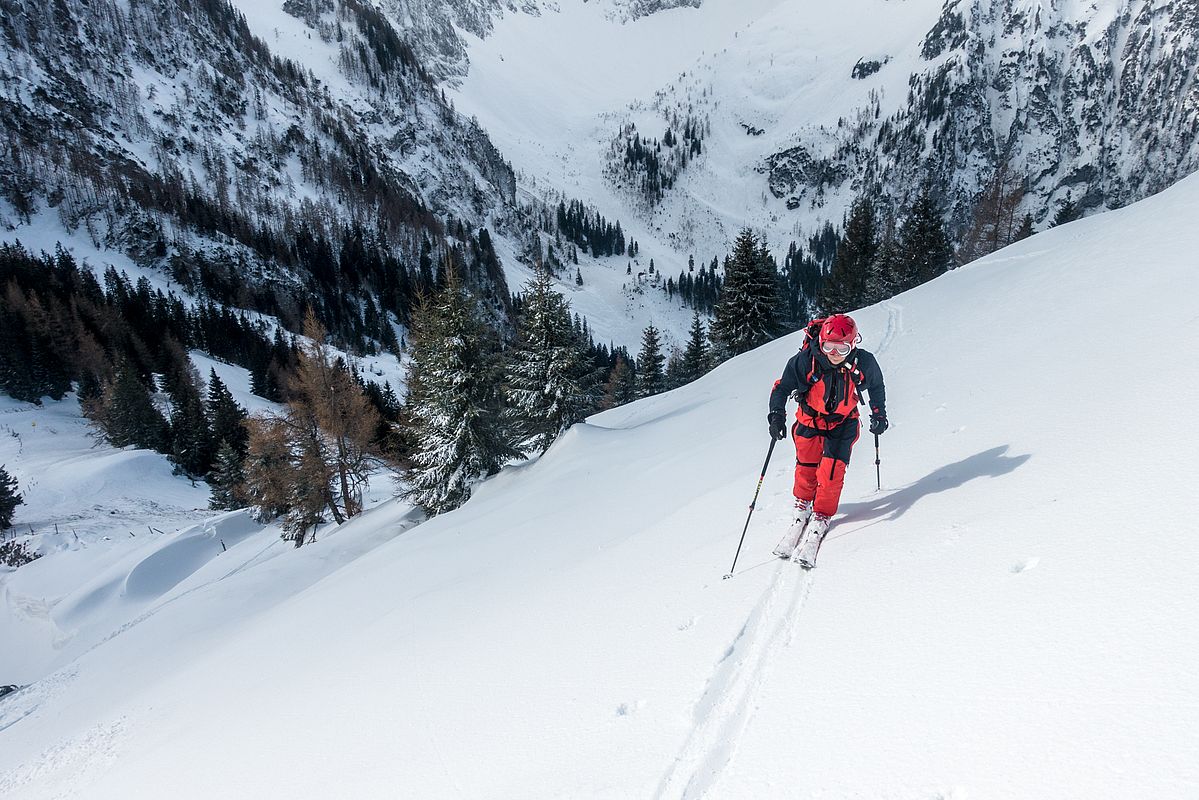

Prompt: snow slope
[0,351,394,687]
[3,174,1199,797]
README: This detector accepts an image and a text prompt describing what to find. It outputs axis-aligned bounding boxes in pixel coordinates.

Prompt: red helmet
[819,314,858,344]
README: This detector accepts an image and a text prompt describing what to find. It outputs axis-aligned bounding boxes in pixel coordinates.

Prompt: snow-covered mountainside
[3,170,1198,798]
[771,0,1199,226]
[454,0,1199,258]
[0,0,709,353]
[0,0,519,336]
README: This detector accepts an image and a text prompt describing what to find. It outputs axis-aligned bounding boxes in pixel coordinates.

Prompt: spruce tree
[168,369,213,479]
[378,311,402,357]
[208,440,247,511]
[1050,198,1081,227]
[505,269,589,454]
[681,312,708,385]
[865,212,901,305]
[0,465,22,529]
[403,268,522,516]
[104,361,170,452]
[206,370,249,458]
[709,228,782,358]
[78,371,103,419]
[898,184,955,290]
[635,324,666,398]
[1014,213,1035,242]
[820,196,878,313]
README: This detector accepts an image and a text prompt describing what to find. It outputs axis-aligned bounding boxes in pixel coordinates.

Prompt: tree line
[1,165,1072,543]
[0,242,648,540]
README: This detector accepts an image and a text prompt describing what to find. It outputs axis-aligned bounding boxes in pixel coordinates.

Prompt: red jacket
[769,341,886,431]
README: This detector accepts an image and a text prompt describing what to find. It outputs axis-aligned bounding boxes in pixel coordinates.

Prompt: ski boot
[773,499,814,558]
[792,512,830,568]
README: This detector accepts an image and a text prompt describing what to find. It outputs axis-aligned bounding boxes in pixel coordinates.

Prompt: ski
[791,529,826,569]
[772,519,807,559]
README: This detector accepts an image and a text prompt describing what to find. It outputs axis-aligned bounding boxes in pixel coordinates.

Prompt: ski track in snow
[875,302,903,356]
[655,565,814,800]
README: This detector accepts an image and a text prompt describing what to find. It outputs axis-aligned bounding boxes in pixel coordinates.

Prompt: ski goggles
[820,339,854,356]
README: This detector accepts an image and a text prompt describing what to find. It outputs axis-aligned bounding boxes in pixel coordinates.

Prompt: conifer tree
[208,440,247,511]
[780,242,803,329]
[168,368,213,479]
[865,211,901,305]
[0,283,72,403]
[0,465,22,529]
[1014,213,1035,242]
[103,361,170,452]
[709,228,782,358]
[235,314,378,538]
[681,311,708,385]
[403,268,521,516]
[206,370,249,458]
[1050,199,1081,227]
[897,184,955,290]
[78,371,103,419]
[820,196,878,313]
[505,269,590,454]
[378,310,402,357]
[635,324,666,398]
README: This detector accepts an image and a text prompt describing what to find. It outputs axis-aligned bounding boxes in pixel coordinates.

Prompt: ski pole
[874,433,881,491]
[722,437,777,580]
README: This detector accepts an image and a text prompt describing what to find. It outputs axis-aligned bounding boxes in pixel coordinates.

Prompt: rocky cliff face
[766,0,1199,231]
[609,0,704,22]
[379,0,550,80]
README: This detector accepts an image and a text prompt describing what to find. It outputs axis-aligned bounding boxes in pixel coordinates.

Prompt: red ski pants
[792,417,860,518]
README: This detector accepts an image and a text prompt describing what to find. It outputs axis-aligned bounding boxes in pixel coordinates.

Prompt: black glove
[869,411,889,436]
[767,410,788,441]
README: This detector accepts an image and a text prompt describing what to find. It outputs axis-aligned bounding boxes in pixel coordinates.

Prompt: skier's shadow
[830,445,1031,539]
